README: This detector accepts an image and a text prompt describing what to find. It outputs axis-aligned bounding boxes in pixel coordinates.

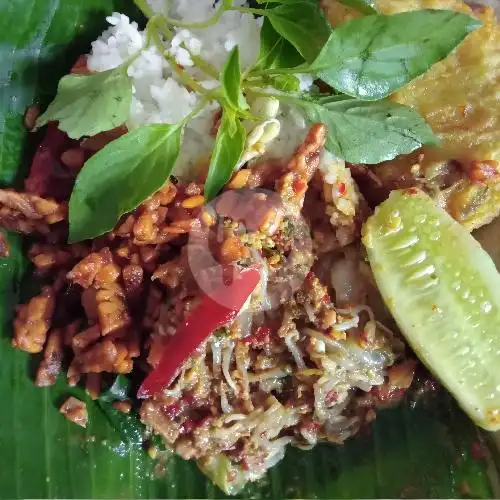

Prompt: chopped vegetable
[363,189,500,431]
[138,265,261,398]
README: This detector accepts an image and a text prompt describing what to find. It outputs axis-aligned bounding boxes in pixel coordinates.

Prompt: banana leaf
[0,1,499,498]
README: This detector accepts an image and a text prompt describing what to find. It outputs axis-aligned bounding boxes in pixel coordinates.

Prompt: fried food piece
[78,339,134,374]
[86,373,102,401]
[96,283,131,336]
[67,359,82,387]
[323,0,473,25]
[36,328,64,386]
[152,256,188,289]
[140,396,183,444]
[276,123,326,211]
[13,286,55,353]
[67,247,113,288]
[72,325,101,354]
[60,396,88,428]
[0,189,66,234]
[323,0,500,230]
[122,264,144,296]
[28,243,73,272]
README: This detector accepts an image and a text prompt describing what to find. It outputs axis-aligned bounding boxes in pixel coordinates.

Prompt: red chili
[138,265,261,398]
[242,326,272,347]
[292,178,306,194]
[338,182,347,195]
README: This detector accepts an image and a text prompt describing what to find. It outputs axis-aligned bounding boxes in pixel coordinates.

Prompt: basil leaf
[336,0,377,14]
[36,67,133,139]
[264,0,332,63]
[205,110,246,200]
[69,123,183,242]
[310,9,481,100]
[280,94,437,163]
[267,74,301,92]
[253,18,305,71]
[220,46,248,112]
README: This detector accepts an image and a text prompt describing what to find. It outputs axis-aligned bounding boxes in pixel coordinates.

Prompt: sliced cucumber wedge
[363,189,500,431]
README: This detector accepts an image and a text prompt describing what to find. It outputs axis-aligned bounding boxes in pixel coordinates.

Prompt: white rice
[86,0,326,179]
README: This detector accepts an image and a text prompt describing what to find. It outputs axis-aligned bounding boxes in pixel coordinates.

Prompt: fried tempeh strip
[67,247,113,288]
[78,339,133,374]
[0,189,66,235]
[276,124,327,210]
[72,325,101,354]
[60,396,88,428]
[86,373,102,401]
[67,358,81,387]
[96,283,131,336]
[36,328,64,386]
[28,243,73,272]
[12,286,55,353]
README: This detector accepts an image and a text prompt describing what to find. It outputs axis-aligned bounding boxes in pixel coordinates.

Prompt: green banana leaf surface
[0,1,499,498]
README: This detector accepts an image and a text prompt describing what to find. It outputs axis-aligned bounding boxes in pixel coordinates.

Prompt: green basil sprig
[204,107,247,200]
[69,124,183,242]
[309,9,481,100]
[260,0,332,62]
[267,74,301,92]
[276,94,437,163]
[253,18,305,72]
[251,8,480,100]
[32,0,483,243]
[36,67,133,139]
[220,46,248,112]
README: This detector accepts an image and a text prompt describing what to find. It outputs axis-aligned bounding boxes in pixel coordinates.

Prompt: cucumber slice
[363,189,500,431]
